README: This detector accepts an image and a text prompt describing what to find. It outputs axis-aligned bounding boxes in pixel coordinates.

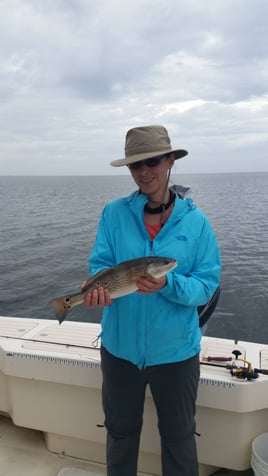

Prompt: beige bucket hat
[110,125,188,167]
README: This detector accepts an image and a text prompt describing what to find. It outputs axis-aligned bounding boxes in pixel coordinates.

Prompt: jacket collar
[127,190,194,223]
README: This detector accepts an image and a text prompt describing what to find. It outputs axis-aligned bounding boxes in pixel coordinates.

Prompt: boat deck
[0,415,104,476]
[0,415,253,476]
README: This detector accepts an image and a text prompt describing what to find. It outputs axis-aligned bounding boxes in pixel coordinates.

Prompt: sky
[0,0,268,176]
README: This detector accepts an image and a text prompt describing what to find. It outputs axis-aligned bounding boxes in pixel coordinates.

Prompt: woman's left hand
[136,276,166,294]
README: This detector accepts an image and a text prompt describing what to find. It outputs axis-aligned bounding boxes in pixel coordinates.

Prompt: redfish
[49,256,177,324]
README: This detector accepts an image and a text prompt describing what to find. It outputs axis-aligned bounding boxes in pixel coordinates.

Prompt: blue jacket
[89,191,221,369]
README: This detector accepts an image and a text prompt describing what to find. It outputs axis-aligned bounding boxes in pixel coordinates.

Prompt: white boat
[1,315,267,476]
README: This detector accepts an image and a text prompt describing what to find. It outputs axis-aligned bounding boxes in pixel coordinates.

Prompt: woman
[84,125,221,476]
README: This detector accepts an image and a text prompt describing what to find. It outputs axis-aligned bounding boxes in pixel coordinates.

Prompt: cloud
[0,0,268,175]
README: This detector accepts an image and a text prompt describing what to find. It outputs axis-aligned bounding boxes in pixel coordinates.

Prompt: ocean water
[0,173,268,344]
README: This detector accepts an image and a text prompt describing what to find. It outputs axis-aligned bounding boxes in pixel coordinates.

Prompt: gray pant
[101,346,200,476]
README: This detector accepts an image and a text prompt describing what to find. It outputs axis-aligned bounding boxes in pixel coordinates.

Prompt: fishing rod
[0,334,100,351]
[2,335,268,378]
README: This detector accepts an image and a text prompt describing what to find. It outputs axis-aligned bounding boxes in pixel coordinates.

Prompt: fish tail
[48,296,70,324]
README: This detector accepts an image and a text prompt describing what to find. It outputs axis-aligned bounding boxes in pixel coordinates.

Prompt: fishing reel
[201,350,260,380]
[230,365,259,380]
[229,350,259,381]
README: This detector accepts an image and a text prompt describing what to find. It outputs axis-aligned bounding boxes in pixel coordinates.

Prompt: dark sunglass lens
[129,162,142,170]
[146,154,168,167]
[146,157,161,167]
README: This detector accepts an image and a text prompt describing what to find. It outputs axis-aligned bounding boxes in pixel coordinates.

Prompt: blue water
[1,173,268,344]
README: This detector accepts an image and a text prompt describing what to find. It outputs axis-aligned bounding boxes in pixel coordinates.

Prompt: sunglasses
[128,154,169,171]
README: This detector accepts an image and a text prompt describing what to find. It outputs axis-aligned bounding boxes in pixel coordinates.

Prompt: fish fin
[48,297,70,324]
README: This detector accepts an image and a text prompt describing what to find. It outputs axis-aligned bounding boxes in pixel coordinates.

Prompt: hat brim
[110,148,188,167]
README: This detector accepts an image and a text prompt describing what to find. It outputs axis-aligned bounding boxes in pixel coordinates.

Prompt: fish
[49,256,177,324]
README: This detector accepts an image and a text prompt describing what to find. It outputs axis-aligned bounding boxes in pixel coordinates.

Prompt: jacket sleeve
[159,217,221,307]
[88,207,115,275]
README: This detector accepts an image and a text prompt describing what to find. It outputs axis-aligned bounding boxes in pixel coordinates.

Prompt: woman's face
[129,153,175,199]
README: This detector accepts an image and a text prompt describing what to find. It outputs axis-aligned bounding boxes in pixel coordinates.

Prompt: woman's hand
[82,284,113,307]
[81,275,166,307]
[136,276,167,294]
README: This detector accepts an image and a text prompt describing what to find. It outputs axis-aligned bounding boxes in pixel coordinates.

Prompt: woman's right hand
[83,286,113,308]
